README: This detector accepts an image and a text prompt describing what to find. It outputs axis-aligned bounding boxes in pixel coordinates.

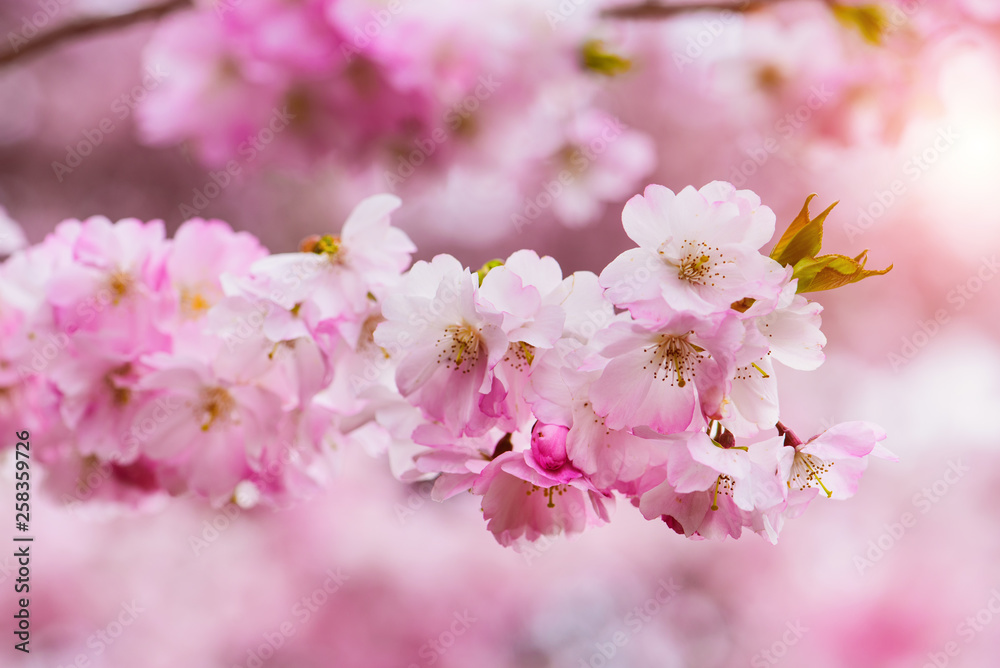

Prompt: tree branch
[600,0,793,19]
[0,0,193,67]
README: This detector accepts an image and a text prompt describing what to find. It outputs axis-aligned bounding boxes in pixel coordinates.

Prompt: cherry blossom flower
[0,184,893,546]
[477,250,600,432]
[589,308,744,435]
[125,351,292,503]
[375,254,507,436]
[723,282,826,436]
[165,218,268,325]
[639,430,786,541]
[600,182,787,316]
[536,109,657,228]
[245,193,414,330]
[44,216,171,353]
[474,450,613,549]
[526,339,668,494]
[777,421,896,500]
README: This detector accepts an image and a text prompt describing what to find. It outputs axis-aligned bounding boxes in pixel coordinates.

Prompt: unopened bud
[531,421,569,471]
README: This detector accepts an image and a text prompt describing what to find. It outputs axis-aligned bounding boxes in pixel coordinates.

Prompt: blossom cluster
[138,0,657,228]
[0,182,893,546]
[125,0,991,239]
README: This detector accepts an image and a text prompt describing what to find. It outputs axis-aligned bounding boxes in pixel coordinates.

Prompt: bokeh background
[2,0,1000,666]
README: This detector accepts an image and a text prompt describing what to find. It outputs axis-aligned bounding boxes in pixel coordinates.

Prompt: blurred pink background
[2,0,999,666]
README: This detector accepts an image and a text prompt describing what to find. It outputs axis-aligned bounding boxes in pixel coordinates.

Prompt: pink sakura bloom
[209,236,352,419]
[215,198,403,391]
[479,251,566,350]
[477,250,569,431]
[0,376,59,452]
[310,305,395,417]
[542,109,657,228]
[138,10,287,168]
[776,421,896,500]
[375,254,507,437]
[203,295,332,413]
[231,393,341,508]
[245,194,414,332]
[211,285,319,360]
[721,324,778,437]
[142,0,437,169]
[165,218,268,326]
[347,0,578,181]
[299,315,402,473]
[50,354,148,463]
[410,424,508,500]
[589,308,744,435]
[356,390,433,483]
[480,257,616,358]
[30,218,173,459]
[707,13,848,134]
[44,216,171,356]
[742,280,826,371]
[473,450,613,549]
[638,430,784,541]
[722,282,826,436]
[0,238,69,383]
[599,182,788,316]
[34,451,167,514]
[232,443,329,509]
[747,435,820,539]
[526,339,669,494]
[124,350,291,503]
[545,270,617,345]
[0,237,80,438]
[242,331,330,413]
[245,54,435,171]
[223,0,343,73]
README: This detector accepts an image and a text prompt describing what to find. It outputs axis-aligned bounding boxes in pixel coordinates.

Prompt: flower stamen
[199,386,236,432]
[439,323,482,370]
[645,333,702,388]
[789,451,835,498]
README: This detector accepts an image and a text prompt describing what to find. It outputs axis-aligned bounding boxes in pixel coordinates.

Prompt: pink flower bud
[530,422,570,471]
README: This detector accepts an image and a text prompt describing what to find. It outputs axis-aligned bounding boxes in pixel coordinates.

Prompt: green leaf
[792,250,892,293]
[830,4,888,45]
[476,259,504,286]
[581,39,632,77]
[769,194,838,268]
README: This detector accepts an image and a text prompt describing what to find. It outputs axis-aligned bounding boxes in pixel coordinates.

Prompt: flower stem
[776,421,803,447]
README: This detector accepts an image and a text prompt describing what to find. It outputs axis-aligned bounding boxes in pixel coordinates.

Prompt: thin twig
[0,0,193,67]
[600,0,796,19]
